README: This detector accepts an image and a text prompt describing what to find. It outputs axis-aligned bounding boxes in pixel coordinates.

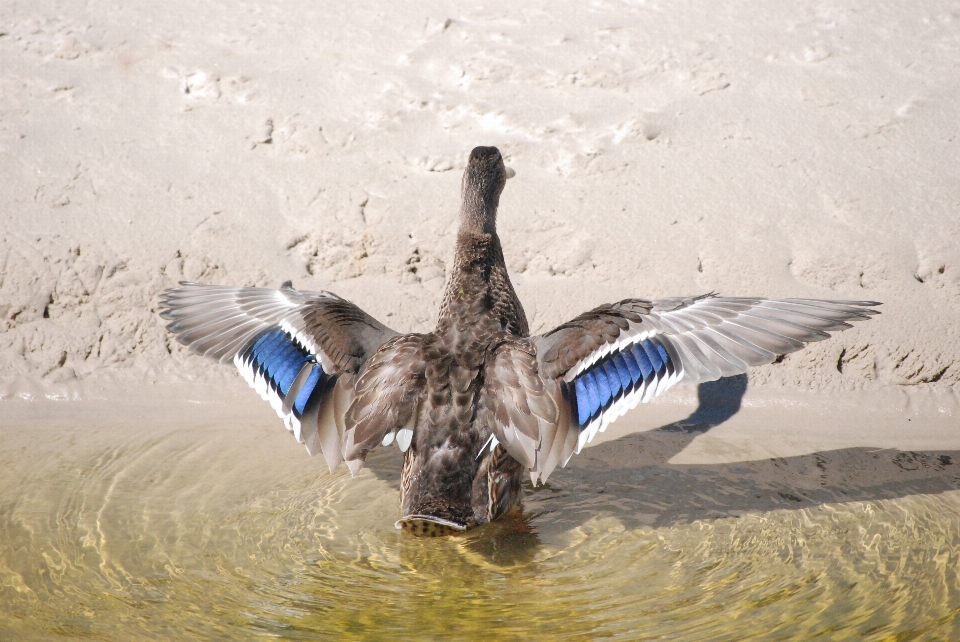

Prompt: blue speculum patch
[243,329,328,417]
[293,365,323,414]
[572,339,672,426]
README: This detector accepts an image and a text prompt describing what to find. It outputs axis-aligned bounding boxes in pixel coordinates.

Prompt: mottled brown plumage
[536,300,653,380]
[391,147,534,530]
[160,145,880,536]
[302,296,396,373]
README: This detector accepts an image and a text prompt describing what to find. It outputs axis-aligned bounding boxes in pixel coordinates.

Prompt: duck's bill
[396,515,468,537]
[504,166,516,179]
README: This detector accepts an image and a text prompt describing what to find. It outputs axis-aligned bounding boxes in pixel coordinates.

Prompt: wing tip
[345,458,365,477]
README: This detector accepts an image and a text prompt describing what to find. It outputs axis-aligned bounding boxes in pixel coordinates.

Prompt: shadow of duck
[364,374,957,564]
[527,375,959,536]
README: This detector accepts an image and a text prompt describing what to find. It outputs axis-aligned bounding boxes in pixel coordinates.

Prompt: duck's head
[460,146,515,234]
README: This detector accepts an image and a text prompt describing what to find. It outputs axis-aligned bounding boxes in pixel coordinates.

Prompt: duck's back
[398,231,529,533]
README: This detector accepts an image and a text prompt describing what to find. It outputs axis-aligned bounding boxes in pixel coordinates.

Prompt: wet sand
[5,379,959,505]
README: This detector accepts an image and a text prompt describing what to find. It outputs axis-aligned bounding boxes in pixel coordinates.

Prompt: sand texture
[2,1,959,406]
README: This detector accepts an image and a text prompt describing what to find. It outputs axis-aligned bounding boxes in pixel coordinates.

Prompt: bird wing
[480,339,564,471]
[159,281,400,473]
[342,334,427,466]
[517,294,881,483]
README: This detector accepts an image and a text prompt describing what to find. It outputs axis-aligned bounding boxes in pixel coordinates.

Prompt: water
[2,400,959,640]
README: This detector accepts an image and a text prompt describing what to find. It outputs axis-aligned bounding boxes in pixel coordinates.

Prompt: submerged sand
[1,1,958,455]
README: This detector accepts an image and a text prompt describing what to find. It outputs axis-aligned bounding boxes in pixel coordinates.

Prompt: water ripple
[1,420,959,640]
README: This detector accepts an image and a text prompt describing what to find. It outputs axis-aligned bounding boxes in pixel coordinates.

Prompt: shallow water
[2,400,959,641]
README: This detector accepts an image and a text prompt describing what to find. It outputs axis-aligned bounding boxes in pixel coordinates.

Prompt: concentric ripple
[1,416,959,640]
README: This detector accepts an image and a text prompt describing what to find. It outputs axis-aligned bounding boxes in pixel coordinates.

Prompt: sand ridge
[1,1,959,401]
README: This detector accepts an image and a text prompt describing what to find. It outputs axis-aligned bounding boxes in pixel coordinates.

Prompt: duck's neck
[436,173,528,336]
[437,227,528,337]
[440,230,500,314]
[457,171,500,235]
[436,183,501,318]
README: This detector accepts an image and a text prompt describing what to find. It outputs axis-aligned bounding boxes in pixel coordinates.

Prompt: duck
[160,146,879,537]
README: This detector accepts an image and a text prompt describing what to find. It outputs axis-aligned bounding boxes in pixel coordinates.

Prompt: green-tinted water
[2,410,959,640]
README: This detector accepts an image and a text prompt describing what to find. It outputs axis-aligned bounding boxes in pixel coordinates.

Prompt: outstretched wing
[159,281,400,472]
[521,294,880,483]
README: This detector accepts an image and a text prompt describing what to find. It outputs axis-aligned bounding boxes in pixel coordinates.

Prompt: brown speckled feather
[343,334,426,460]
[394,147,535,530]
[302,297,398,374]
[535,299,653,380]
[481,339,558,469]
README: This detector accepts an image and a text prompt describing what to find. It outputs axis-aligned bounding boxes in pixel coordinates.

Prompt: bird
[160,145,879,537]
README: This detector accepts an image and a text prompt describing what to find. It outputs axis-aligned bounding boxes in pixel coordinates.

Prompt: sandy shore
[1,1,958,452]
[4,377,959,466]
